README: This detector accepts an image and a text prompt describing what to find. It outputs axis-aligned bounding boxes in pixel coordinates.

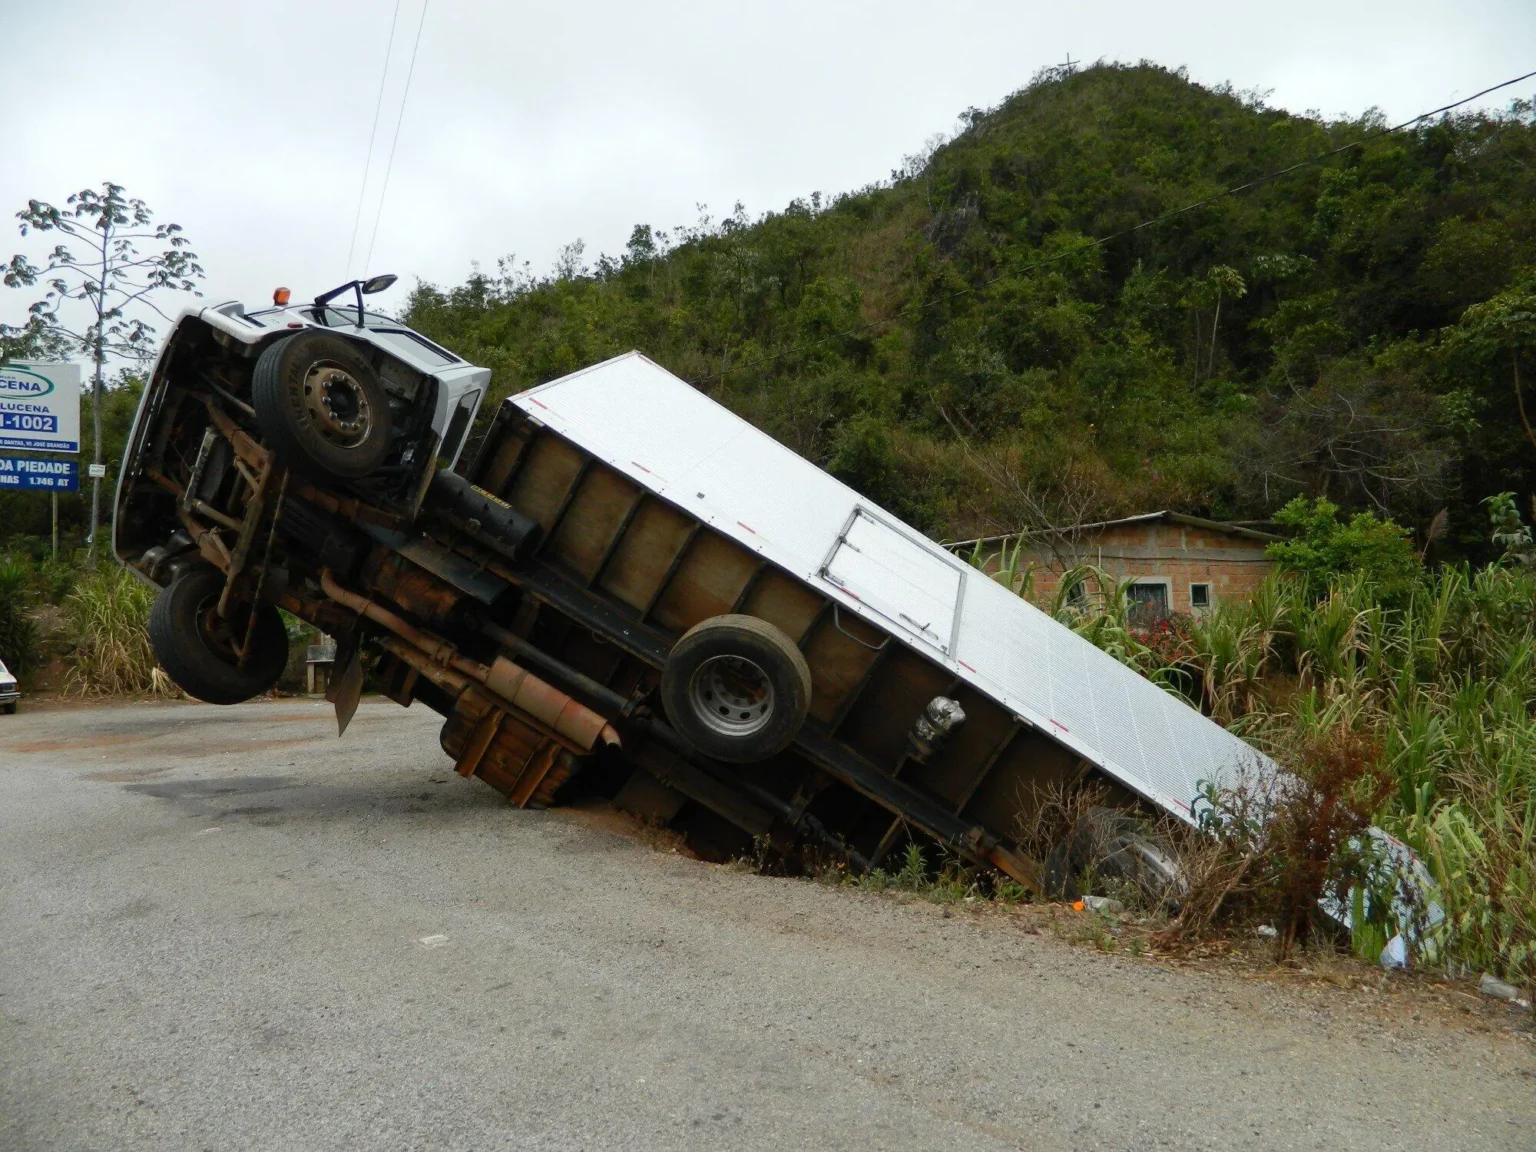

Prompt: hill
[404,62,1536,555]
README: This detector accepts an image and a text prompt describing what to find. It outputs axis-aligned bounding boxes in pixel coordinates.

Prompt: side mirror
[361,274,398,295]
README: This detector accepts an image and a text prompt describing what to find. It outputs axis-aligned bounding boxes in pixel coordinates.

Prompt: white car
[0,657,18,714]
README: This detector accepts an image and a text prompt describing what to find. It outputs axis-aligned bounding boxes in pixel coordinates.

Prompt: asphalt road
[1,700,1532,1151]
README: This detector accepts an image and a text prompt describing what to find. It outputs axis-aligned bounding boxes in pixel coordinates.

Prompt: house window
[1126,580,1170,625]
[1064,577,1090,611]
[1190,582,1212,612]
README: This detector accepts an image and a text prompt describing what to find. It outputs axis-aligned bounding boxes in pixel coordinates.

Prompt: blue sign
[0,455,78,491]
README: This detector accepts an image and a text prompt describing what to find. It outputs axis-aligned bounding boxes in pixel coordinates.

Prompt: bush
[33,553,81,604]
[997,502,1536,980]
[1165,726,1395,956]
[62,566,175,697]
[0,556,39,674]
[1266,497,1422,604]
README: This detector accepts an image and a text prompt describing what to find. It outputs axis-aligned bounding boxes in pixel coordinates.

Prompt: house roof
[948,510,1283,549]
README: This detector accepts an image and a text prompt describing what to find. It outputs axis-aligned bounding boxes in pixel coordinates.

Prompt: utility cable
[364,0,431,274]
[345,0,404,277]
[690,66,1536,387]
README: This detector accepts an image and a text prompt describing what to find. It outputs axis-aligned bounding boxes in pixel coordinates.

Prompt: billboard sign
[0,455,78,491]
[0,362,81,453]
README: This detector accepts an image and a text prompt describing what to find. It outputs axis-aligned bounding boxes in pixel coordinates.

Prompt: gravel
[2,699,1532,1150]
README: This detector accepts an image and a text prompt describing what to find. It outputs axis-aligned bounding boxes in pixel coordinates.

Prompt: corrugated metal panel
[515,351,1275,820]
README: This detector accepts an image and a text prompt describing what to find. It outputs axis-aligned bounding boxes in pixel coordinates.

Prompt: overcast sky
[3,0,1533,336]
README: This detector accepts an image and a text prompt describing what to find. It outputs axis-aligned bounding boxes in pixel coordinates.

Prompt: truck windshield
[366,329,460,367]
[308,306,399,328]
[243,304,461,366]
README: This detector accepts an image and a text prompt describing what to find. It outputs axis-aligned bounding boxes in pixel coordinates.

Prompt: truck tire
[252,331,392,481]
[1044,807,1184,906]
[660,614,812,763]
[148,567,289,705]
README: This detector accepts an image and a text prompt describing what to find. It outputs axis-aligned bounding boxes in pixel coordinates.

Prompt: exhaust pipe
[319,569,618,751]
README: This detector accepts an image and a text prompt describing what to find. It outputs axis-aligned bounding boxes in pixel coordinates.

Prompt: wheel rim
[195,593,243,666]
[300,361,373,448]
[688,654,775,737]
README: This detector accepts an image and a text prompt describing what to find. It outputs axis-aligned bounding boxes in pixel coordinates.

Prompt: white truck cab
[113,275,489,582]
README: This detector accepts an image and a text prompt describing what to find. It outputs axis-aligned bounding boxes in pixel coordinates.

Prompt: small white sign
[0,362,81,454]
[87,463,107,479]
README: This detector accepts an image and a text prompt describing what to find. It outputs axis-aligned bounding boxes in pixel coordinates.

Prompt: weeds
[967,515,1536,985]
[62,566,176,697]
[1161,727,1395,959]
[850,842,986,904]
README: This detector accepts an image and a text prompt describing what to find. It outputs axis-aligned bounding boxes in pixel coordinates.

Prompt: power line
[692,66,1536,388]
[345,0,404,277]
[364,0,430,275]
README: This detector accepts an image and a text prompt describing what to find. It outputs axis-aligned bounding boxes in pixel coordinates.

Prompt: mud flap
[328,649,364,736]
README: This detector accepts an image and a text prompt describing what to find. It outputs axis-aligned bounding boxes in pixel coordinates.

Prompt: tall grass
[62,566,177,697]
[970,549,1536,987]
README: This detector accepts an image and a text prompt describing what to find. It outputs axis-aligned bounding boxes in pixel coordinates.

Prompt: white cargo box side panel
[514,352,1274,819]
[823,509,965,655]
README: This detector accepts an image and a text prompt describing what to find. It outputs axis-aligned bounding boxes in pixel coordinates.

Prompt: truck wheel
[1,703,15,715]
[1044,807,1184,906]
[148,567,289,705]
[660,614,812,763]
[252,331,392,481]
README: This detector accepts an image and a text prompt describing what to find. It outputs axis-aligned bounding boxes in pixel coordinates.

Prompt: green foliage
[61,565,172,696]
[1017,548,1536,984]
[1454,270,1536,363]
[403,64,1536,550]
[853,842,984,903]
[1486,492,1536,567]
[1266,497,1421,603]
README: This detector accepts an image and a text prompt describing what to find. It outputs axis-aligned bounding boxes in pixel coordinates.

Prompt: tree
[1485,491,1536,568]
[1454,271,1536,459]
[1265,496,1422,604]
[2,183,203,564]
[1187,264,1247,379]
[395,65,1536,554]
[1246,362,1450,515]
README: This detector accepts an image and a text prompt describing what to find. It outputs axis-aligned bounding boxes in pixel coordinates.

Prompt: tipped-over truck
[114,276,1271,885]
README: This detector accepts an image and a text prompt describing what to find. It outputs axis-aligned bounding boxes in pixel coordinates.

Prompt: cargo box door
[821,508,963,654]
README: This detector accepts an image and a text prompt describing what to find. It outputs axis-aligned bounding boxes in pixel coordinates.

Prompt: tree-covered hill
[404,62,1536,555]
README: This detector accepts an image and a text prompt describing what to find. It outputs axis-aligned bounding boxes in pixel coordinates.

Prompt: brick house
[957,511,1282,621]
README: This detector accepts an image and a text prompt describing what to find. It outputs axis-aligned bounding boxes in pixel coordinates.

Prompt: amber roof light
[273,287,291,306]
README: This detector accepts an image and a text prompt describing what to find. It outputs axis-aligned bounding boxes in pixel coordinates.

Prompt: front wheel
[252,330,393,482]
[148,567,289,704]
[660,614,812,763]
